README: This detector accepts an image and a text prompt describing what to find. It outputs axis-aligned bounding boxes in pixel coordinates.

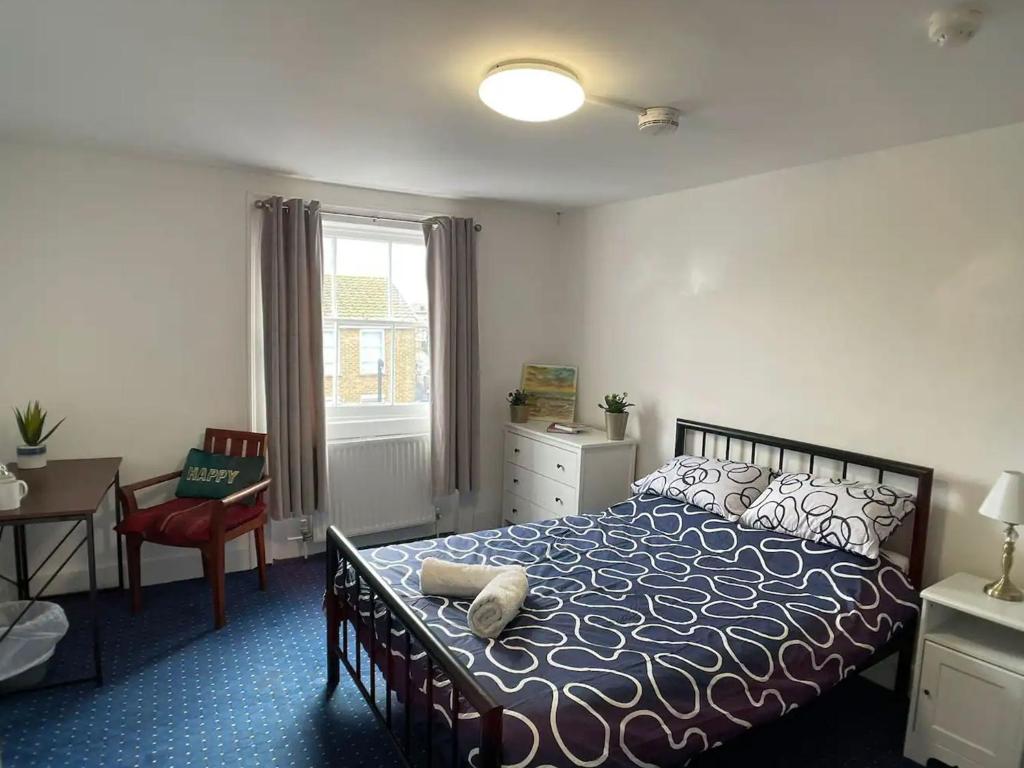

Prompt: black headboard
[674,418,934,589]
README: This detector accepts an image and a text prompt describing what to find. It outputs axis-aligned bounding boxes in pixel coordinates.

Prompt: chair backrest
[203,428,267,459]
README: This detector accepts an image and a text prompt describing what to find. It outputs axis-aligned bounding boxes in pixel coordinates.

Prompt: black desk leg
[86,516,103,686]
[13,525,29,599]
[114,471,124,591]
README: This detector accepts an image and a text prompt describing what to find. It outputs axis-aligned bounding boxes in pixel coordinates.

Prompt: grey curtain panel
[260,197,328,521]
[423,217,480,498]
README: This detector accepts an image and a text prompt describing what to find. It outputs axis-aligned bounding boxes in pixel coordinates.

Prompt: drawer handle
[512,478,519,484]
[511,508,518,514]
[513,448,520,454]
[556,463,565,470]
[555,497,563,504]
[922,689,930,697]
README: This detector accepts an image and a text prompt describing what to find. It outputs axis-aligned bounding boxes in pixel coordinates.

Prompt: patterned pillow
[631,455,772,520]
[738,472,916,559]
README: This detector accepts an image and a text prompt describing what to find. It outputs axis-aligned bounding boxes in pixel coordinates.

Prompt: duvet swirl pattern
[347,494,919,768]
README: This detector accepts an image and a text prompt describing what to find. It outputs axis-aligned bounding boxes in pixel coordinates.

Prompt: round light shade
[478,61,585,122]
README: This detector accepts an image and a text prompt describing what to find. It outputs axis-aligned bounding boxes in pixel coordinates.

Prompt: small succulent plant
[14,401,66,446]
[507,389,531,406]
[598,392,635,414]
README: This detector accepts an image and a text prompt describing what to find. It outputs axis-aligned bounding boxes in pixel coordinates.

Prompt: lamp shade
[979,470,1024,524]
[478,61,585,122]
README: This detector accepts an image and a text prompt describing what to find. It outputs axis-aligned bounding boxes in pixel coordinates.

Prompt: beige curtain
[260,197,328,520]
[423,217,480,498]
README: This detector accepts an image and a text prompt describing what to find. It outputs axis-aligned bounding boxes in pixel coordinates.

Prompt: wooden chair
[116,428,272,629]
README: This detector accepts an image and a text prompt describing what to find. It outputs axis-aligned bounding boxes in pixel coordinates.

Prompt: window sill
[326,415,429,441]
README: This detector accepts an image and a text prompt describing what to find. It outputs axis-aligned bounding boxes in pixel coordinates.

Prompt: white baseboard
[0,540,253,600]
[268,512,454,562]
[271,537,326,561]
[350,520,453,548]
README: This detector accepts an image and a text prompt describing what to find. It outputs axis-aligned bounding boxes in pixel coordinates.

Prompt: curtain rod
[254,199,482,232]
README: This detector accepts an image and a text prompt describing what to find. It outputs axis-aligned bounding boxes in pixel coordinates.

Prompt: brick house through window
[321,217,430,439]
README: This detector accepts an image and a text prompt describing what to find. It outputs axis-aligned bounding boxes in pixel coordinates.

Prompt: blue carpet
[1,555,915,767]
[1,555,401,768]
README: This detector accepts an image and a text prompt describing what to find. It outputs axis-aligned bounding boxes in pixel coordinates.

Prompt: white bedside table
[904,572,1024,768]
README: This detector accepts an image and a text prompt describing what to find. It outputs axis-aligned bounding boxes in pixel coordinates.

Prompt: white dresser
[502,421,637,525]
[904,572,1024,768]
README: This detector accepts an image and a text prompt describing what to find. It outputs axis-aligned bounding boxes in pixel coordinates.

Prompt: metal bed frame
[325,418,933,768]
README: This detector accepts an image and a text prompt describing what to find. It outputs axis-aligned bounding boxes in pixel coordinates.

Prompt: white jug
[0,464,28,511]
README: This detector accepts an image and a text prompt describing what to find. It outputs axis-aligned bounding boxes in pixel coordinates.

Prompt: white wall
[4,120,1021,597]
[561,121,1024,585]
[0,141,568,594]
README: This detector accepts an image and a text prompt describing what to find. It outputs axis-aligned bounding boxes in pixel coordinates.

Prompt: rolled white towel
[467,567,529,639]
[420,557,519,599]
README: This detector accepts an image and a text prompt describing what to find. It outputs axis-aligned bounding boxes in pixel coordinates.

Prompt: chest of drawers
[502,421,637,525]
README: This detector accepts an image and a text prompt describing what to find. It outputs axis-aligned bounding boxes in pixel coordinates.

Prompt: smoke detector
[928,8,983,47]
[637,107,681,136]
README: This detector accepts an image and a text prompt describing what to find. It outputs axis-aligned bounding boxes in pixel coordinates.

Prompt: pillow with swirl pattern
[738,472,916,559]
[630,455,772,520]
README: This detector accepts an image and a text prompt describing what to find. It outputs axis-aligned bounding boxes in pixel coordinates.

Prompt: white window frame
[322,216,430,440]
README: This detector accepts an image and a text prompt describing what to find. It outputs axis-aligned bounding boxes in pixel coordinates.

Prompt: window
[322,216,430,438]
[359,329,385,377]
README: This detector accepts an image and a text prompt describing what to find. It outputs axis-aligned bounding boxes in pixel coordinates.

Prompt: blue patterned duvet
[340,493,918,767]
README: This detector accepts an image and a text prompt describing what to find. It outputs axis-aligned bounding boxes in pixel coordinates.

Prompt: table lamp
[979,470,1024,602]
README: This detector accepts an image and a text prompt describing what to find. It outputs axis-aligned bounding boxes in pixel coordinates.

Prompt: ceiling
[2,0,1023,207]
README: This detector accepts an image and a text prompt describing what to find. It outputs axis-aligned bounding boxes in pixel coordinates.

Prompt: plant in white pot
[599,392,635,441]
[507,389,531,423]
[14,401,65,469]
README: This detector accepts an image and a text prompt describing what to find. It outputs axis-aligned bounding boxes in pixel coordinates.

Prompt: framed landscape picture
[521,363,578,421]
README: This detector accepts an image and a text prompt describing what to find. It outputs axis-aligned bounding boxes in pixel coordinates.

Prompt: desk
[0,458,122,688]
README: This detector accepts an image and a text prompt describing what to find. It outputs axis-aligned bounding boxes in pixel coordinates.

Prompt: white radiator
[327,434,435,537]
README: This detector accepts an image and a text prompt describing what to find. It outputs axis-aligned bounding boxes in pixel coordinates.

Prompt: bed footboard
[326,525,503,768]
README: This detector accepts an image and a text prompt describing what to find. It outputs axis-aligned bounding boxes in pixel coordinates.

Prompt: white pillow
[738,472,916,559]
[631,454,773,520]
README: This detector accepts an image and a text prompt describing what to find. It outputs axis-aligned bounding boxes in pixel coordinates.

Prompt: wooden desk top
[0,458,122,523]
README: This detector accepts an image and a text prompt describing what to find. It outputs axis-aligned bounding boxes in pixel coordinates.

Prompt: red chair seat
[116,497,266,546]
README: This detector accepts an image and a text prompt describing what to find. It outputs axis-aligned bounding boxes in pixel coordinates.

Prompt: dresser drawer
[503,463,577,516]
[504,431,579,486]
[502,492,552,525]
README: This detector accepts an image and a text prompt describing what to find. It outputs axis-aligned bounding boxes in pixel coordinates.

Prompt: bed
[325,418,933,768]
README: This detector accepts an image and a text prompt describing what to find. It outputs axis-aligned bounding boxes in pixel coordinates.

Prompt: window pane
[338,326,392,405]
[322,237,336,318]
[395,325,431,405]
[390,242,427,322]
[323,325,338,376]
[323,323,338,405]
[334,238,389,320]
[320,220,431,417]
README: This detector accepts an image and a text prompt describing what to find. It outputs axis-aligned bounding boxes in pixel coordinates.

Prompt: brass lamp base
[984,523,1023,602]
[984,575,1024,602]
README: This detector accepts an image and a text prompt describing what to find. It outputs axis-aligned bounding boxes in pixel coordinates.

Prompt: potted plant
[599,392,635,441]
[14,401,65,469]
[507,389,531,423]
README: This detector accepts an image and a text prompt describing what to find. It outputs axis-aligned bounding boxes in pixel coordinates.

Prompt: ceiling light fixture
[478,60,585,122]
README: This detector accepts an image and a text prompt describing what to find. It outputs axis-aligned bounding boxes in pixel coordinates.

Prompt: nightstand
[904,572,1024,768]
[502,421,637,525]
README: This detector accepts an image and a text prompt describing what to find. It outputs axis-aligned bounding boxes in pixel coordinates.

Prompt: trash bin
[0,601,69,692]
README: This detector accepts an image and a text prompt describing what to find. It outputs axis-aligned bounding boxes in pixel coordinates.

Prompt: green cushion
[175,449,265,505]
